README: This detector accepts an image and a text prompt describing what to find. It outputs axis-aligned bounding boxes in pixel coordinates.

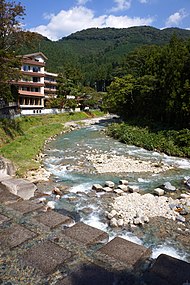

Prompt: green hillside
[18,26,190,89]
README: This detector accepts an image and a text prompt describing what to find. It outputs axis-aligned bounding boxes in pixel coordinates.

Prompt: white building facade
[17,52,58,115]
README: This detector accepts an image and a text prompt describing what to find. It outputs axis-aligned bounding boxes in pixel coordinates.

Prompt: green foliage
[106,123,190,158]
[104,35,190,128]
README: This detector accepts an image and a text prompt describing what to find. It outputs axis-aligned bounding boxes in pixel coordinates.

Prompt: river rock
[162,182,176,192]
[180,193,190,198]
[176,215,186,222]
[117,218,124,227]
[105,181,115,188]
[118,184,129,192]
[128,185,140,193]
[92,184,103,191]
[52,186,62,196]
[133,217,143,225]
[184,176,190,188]
[109,217,118,227]
[119,179,129,185]
[102,187,113,193]
[114,188,124,195]
[107,209,117,220]
[179,206,190,215]
[154,188,165,196]
[107,192,184,227]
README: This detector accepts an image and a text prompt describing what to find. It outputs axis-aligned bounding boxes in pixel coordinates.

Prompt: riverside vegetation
[106,122,190,158]
[0,111,103,177]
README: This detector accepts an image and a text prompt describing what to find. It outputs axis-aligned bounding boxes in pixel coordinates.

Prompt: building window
[23,65,30,71]
[33,77,40,82]
[33,66,40,72]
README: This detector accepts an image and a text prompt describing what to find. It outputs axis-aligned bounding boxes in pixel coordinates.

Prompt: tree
[103,74,137,117]
[0,0,25,103]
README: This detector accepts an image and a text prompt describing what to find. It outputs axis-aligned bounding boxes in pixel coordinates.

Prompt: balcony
[19,104,44,108]
[19,90,44,97]
[44,88,57,93]
[22,71,44,77]
[18,81,44,87]
[22,59,45,66]
[44,80,57,85]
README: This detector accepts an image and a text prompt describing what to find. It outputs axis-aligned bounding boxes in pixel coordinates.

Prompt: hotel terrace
[17,52,58,115]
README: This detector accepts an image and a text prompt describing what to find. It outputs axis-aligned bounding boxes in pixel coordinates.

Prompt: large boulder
[0,178,37,200]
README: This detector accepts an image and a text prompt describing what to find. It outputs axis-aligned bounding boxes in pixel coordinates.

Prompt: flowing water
[42,118,190,262]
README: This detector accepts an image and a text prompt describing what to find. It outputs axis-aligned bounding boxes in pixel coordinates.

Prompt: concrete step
[8,200,43,214]
[98,236,151,270]
[20,240,72,275]
[0,223,36,249]
[143,254,190,285]
[62,222,109,247]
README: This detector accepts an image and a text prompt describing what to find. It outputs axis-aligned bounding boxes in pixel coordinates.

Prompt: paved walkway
[0,188,190,285]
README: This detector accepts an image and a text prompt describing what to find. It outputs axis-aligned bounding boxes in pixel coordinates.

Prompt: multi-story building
[44,71,58,104]
[17,52,58,115]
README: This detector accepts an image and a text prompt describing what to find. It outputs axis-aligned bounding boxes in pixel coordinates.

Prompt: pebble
[107,192,189,227]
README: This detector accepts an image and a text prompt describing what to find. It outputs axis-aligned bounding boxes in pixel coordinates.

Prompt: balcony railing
[18,81,44,87]
[19,90,44,97]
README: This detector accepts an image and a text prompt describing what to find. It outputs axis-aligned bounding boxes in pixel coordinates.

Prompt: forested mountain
[18,26,190,89]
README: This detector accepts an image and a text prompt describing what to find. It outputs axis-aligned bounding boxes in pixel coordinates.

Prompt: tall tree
[0,0,25,103]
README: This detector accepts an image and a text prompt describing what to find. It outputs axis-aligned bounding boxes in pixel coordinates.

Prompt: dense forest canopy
[103,35,190,128]
[18,26,190,90]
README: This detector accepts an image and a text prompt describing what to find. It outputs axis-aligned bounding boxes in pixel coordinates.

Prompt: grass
[0,111,104,176]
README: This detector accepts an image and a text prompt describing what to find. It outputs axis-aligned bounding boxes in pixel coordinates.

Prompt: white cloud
[139,0,149,3]
[76,0,90,5]
[30,6,154,40]
[110,0,132,12]
[105,15,154,28]
[30,7,105,40]
[43,12,54,20]
[166,9,188,26]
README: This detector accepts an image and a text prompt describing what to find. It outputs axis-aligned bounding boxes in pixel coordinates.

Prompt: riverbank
[0,111,104,177]
[106,122,190,158]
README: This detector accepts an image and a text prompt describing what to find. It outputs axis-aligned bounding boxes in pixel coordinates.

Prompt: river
[41,117,190,262]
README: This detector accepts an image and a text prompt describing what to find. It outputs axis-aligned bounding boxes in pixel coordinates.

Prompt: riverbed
[37,116,190,262]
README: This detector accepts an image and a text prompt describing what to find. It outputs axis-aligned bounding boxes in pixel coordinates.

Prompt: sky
[17,0,190,41]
